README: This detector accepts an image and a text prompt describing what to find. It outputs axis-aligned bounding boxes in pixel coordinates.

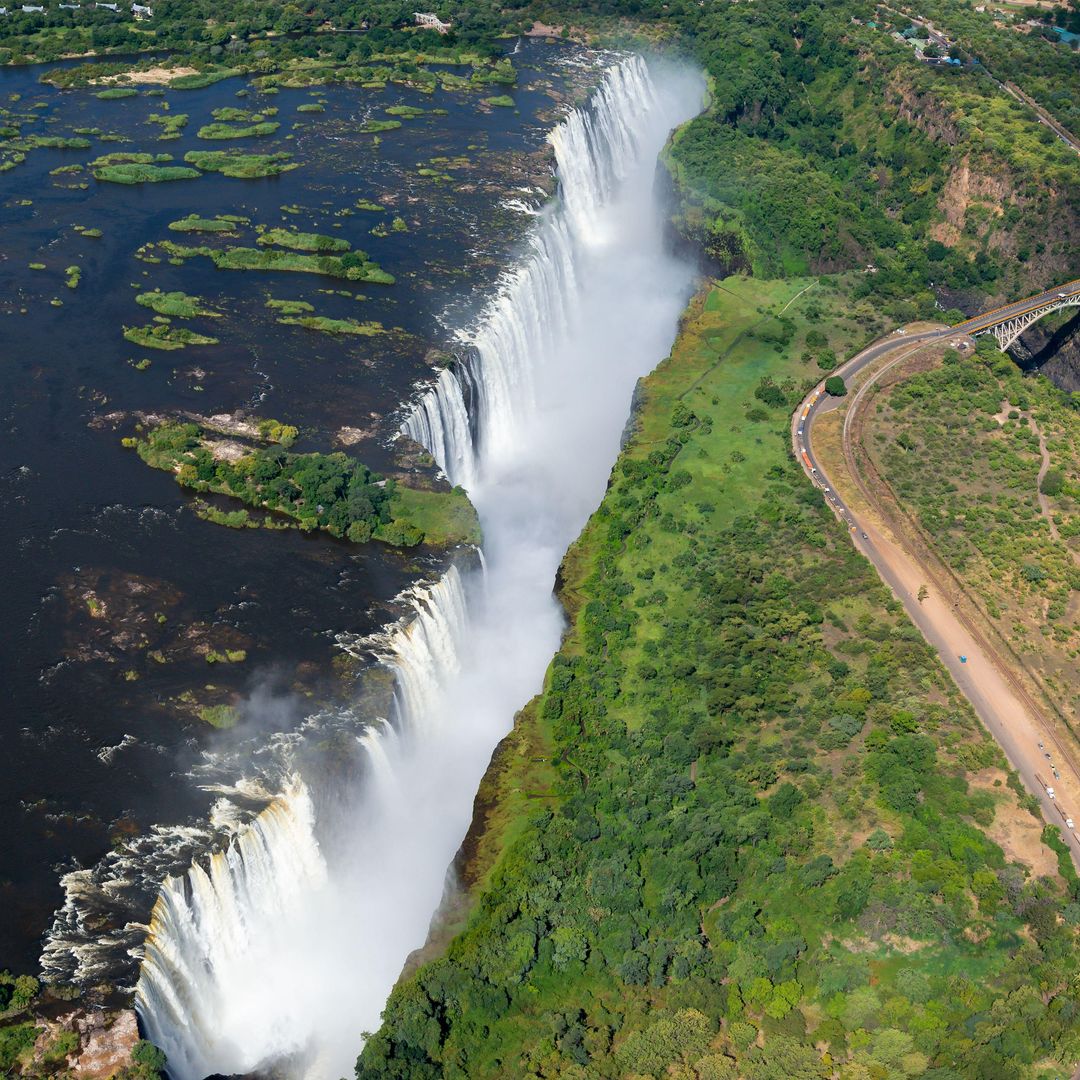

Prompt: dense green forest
[652,0,1076,304]
[359,278,1080,1079]
[3,0,1076,313]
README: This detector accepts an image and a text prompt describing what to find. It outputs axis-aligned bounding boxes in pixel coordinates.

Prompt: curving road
[793,284,1080,867]
[879,3,1080,155]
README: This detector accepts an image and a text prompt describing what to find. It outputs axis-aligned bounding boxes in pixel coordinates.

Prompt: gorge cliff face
[655,153,750,280]
[887,71,1078,297]
[3,1005,142,1080]
[1012,311,1080,392]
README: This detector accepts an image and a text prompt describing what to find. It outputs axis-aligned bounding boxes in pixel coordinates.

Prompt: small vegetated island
[90,151,201,184]
[127,420,479,549]
[195,120,281,140]
[181,150,298,178]
[168,214,249,234]
[150,228,394,284]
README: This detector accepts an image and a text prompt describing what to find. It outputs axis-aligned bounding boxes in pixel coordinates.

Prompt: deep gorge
[133,54,705,1079]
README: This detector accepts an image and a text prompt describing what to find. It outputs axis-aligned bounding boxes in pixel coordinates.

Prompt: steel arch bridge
[963,285,1080,351]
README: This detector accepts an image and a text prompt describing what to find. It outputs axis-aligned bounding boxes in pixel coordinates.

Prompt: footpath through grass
[360,276,1080,1080]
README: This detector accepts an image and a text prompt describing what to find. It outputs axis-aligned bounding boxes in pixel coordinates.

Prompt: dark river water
[0,40,586,975]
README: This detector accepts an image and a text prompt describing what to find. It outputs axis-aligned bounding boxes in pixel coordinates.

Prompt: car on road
[861,532,868,539]
[1039,742,1044,749]
[1067,818,1075,830]
[1047,787,1056,800]
[1053,769,1060,779]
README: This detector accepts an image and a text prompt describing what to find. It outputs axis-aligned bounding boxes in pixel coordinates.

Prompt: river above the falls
[0,40,590,979]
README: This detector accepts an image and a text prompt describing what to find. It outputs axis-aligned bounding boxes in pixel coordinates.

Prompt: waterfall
[134,52,705,1080]
[376,564,469,737]
[550,55,658,243]
[133,566,472,1080]
[401,366,476,490]
[357,721,400,802]
[402,54,660,489]
[136,781,328,1080]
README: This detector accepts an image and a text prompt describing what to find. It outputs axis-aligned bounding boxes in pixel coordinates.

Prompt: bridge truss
[974,292,1080,351]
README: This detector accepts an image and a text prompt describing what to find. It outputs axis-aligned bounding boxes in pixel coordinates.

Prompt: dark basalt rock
[1010,309,1080,392]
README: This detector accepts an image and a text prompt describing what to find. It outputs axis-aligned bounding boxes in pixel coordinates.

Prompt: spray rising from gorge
[134,54,704,1080]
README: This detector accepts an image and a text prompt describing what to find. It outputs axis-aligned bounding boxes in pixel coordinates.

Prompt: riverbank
[360,275,1080,1079]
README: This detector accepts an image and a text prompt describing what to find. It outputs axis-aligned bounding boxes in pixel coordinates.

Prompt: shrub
[0,1024,36,1071]
[131,1040,167,1074]
[1040,468,1064,496]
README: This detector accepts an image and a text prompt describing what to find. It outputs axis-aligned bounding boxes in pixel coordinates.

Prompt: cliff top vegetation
[360,276,1080,1080]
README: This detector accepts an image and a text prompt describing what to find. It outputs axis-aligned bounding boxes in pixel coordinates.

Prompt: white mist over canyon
[135,53,704,1080]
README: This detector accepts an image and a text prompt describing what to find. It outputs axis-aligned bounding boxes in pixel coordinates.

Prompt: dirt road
[794,335,1080,869]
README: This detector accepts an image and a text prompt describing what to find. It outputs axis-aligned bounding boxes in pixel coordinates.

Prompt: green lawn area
[385,485,481,548]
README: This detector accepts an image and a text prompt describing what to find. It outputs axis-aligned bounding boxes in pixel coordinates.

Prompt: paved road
[954,277,1080,335]
[792,289,1080,867]
[880,3,1080,155]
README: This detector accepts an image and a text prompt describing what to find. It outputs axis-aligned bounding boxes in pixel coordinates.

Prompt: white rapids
[135,53,704,1080]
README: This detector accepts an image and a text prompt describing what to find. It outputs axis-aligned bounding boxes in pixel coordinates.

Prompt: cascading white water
[136,52,704,1080]
[376,565,469,736]
[136,782,327,1079]
[135,568,473,1080]
[402,54,663,489]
